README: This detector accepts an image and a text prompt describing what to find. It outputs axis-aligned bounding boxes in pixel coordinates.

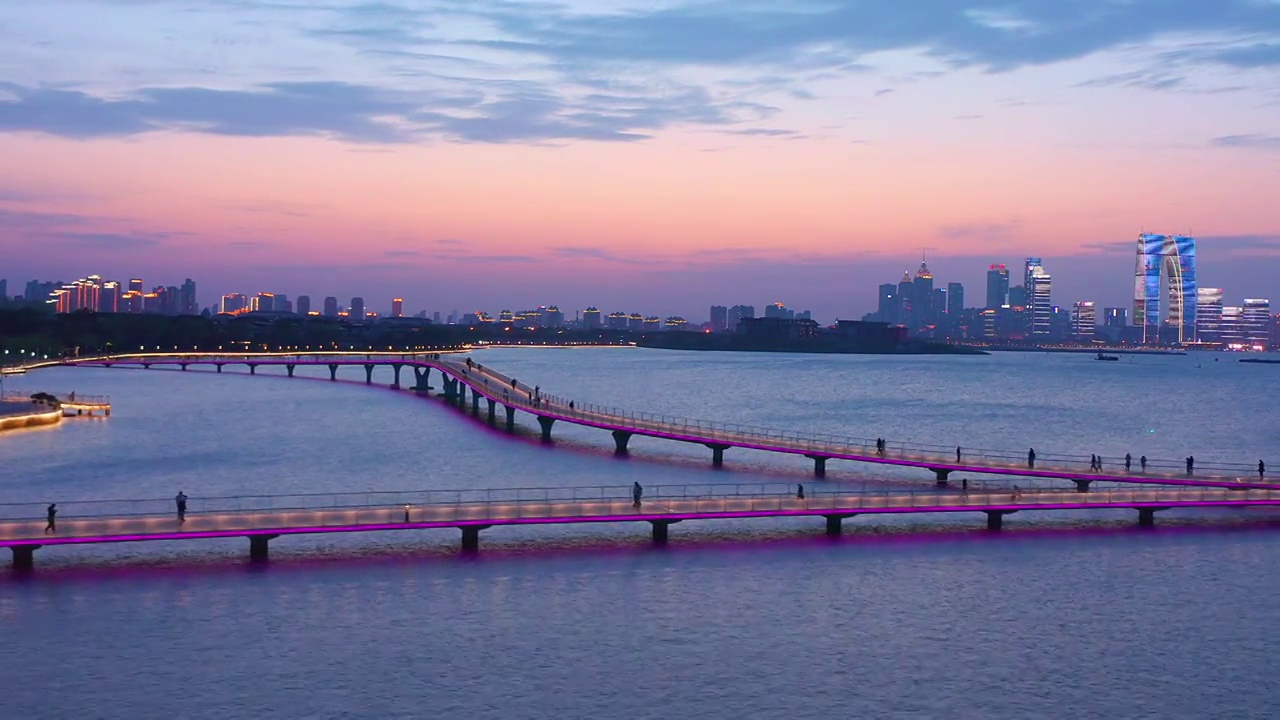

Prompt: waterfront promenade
[5,484,1279,568]
[51,352,1276,491]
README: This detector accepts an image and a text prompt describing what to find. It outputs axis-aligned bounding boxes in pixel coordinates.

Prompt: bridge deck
[65,353,1275,490]
[5,486,1279,549]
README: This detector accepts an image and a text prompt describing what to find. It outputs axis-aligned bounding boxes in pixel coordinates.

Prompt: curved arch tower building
[1134,233,1197,344]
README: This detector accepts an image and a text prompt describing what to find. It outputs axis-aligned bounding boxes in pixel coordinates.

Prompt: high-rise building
[391,298,403,317]
[627,313,644,331]
[606,311,628,329]
[350,297,365,320]
[0,279,6,303]
[128,279,143,294]
[101,281,120,313]
[323,296,338,317]
[877,284,898,323]
[1220,306,1244,344]
[1024,258,1052,338]
[643,316,662,331]
[1195,288,1224,341]
[297,295,311,315]
[1103,307,1128,328]
[728,305,755,332]
[897,271,914,328]
[764,302,794,319]
[252,292,275,312]
[1134,233,1197,343]
[180,278,198,315]
[220,293,248,314]
[1243,299,1271,348]
[709,305,728,332]
[913,261,934,326]
[985,264,1009,309]
[544,306,564,327]
[583,307,602,329]
[946,282,964,317]
[1071,301,1096,338]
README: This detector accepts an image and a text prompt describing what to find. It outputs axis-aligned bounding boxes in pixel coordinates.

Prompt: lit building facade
[1071,301,1096,338]
[985,264,1009,309]
[391,298,403,317]
[1024,258,1052,338]
[583,307,602,329]
[1134,233,1197,344]
[1243,299,1271,349]
[1195,288,1224,341]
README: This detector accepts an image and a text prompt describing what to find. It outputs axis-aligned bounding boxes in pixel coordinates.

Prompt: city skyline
[2,2,1279,317]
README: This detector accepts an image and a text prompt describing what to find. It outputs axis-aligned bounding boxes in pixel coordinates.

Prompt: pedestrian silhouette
[961,478,968,492]
[175,491,188,523]
[1260,460,1266,480]
[797,484,805,500]
[632,482,643,508]
[956,446,962,462]
[1186,456,1194,476]
[1140,455,1148,472]
[1027,448,1036,469]
[44,503,57,534]
[1125,453,1132,472]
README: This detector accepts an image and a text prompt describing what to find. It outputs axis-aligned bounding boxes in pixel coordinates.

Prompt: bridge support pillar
[143,363,151,370]
[328,364,338,381]
[10,544,39,571]
[248,364,257,375]
[391,364,403,389]
[413,367,430,393]
[1075,479,1092,493]
[825,514,855,536]
[180,363,188,371]
[471,389,481,415]
[707,444,729,468]
[537,416,555,443]
[364,364,375,385]
[985,510,1015,531]
[286,364,296,378]
[216,363,224,373]
[504,406,516,432]
[248,534,278,562]
[649,519,681,544]
[931,468,951,485]
[1137,507,1167,527]
[808,456,828,478]
[612,431,632,455]
[487,399,497,424]
[460,525,490,552]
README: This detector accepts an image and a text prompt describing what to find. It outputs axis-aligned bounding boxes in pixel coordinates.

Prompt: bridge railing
[3,484,1277,526]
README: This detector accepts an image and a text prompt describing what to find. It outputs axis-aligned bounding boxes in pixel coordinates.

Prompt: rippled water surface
[1,349,1278,718]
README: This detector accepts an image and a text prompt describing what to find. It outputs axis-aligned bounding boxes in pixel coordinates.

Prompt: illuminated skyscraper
[1071,301,1096,338]
[913,261,933,326]
[583,307,602,329]
[946,282,964,316]
[220,293,247,314]
[129,278,143,294]
[1024,258,1052,338]
[1195,288,1224,341]
[1134,233,1197,344]
[985,264,1009,309]
[1243,299,1271,348]
[391,298,403,317]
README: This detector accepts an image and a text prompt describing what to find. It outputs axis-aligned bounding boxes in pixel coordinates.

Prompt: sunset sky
[3,0,1279,320]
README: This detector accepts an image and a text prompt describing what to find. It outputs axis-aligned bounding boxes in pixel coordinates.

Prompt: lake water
[1,348,1277,718]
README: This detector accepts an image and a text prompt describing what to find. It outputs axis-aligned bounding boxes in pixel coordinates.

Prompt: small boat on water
[1096,352,1119,362]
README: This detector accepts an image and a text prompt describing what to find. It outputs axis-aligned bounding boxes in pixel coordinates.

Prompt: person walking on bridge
[1125,453,1132,472]
[632,482,643,508]
[796,484,805,500]
[1140,455,1148,472]
[955,446,961,463]
[44,503,57,534]
[175,491,188,523]
[1027,448,1036,469]
[1260,460,1266,480]
[1186,456,1195,476]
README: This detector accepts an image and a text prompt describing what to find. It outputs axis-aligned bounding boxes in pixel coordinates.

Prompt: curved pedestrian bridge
[57,352,1276,492]
[5,484,1278,568]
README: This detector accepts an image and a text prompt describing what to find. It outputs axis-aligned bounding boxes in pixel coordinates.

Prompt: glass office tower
[1133,233,1197,344]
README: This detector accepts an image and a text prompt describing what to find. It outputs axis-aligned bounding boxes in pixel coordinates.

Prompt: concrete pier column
[248,534,278,562]
[985,510,1013,531]
[537,416,556,443]
[286,364,296,377]
[808,456,828,478]
[10,544,39,571]
[391,364,403,389]
[1137,508,1166,527]
[216,363,224,373]
[649,519,682,544]
[441,377,455,399]
[142,363,151,370]
[471,388,481,415]
[706,444,730,468]
[1075,479,1092,493]
[328,364,338,381]
[487,398,497,424]
[504,405,516,432]
[248,364,257,375]
[931,468,952,485]
[364,364,375,385]
[460,525,490,552]
[180,363,188,371]
[824,514,855,536]
[612,431,633,455]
